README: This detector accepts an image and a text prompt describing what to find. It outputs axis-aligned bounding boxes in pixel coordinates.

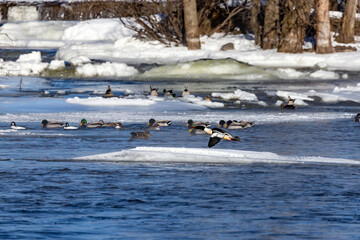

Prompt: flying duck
[64,122,78,130]
[10,121,26,130]
[223,120,254,129]
[192,126,241,148]
[354,113,360,122]
[41,119,63,128]
[147,118,172,127]
[130,130,151,139]
[79,119,104,128]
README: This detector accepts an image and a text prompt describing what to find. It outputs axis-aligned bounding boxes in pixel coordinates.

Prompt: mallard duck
[130,130,151,139]
[163,89,173,97]
[354,113,360,122]
[64,122,78,130]
[41,119,63,128]
[182,86,190,96]
[102,122,123,128]
[147,118,172,127]
[104,85,114,98]
[10,121,26,130]
[192,126,241,148]
[79,119,104,128]
[186,119,210,128]
[150,86,158,96]
[224,120,254,129]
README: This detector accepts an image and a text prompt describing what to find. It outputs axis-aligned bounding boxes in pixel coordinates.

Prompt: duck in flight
[192,126,241,148]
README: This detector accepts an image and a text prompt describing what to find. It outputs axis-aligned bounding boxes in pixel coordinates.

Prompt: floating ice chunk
[310,70,339,79]
[75,62,138,78]
[276,90,314,102]
[49,60,65,70]
[275,68,307,79]
[212,89,258,101]
[68,56,91,66]
[333,83,360,93]
[66,96,155,106]
[181,95,224,108]
[0,85,11,88]
[74,147,360,165]
[16,51,42,63]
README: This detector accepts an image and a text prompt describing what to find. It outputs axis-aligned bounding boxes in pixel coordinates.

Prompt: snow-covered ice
[75,147,360,165]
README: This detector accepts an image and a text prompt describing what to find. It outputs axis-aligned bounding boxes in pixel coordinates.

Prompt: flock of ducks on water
[7,86,360,148]
[9,118,254,148]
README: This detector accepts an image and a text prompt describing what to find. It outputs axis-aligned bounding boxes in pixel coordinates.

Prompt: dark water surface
[0,160,360,239]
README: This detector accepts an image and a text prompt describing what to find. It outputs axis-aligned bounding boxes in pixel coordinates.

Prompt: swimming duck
[186,119,210,128]
[354,113,360,122]
[104,85,114,98]
[147,122,161,131]
[64,122,78,130]
[130,130,151,139]
[224,120,254,129]
[79,119,104,128]
[10,121,26,130]
[163,89,176,97]
[150,86,158,96]
[192,126,241,148]
[101,121,123,128]
[204,95,212,102]
[182,86,190,96]
[41,119,63,128]
[147,118,172,127]
[280,103,296,109]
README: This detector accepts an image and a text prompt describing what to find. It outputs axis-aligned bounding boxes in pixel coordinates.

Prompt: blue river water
[1,71,360,239]
[0,160,359,239]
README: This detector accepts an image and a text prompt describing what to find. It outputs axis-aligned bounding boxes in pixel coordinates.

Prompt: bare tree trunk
[316,0,334,54]
[336,0,357,43]
[277,0,310,53]
[263,0,279,49]
[184,0,201,50]
[251,0,262,45]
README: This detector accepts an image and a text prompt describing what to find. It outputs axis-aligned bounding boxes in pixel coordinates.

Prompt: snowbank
[0,51,48,76]
[75,147,360,165]
[75,62,139,77]
[212,89,258,101]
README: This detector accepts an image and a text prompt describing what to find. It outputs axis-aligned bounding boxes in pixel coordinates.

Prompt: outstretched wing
[208,136,222,148]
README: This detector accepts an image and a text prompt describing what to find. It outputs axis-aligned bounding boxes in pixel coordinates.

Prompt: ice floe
[75,147,360,165]
[75,62,139,78]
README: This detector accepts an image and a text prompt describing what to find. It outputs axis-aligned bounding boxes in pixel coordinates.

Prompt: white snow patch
[66,96,156,106]
[75,62,138,78]
[74,147,360,165]
[49,60,65,70]
[212,89,258,101]
[310,70,339,79]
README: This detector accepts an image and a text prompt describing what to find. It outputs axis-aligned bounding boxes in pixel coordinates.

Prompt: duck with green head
[79,119,104,128]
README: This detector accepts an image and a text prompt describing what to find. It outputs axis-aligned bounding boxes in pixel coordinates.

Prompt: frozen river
[1,51,360,238]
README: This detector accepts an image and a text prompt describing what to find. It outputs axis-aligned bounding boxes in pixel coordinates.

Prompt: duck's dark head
[79,119,87,126]
[186,119,194,127]
[11,121,16,126]
[41,119,48,127]
[147,118,155,126]
[218,120,225,127]
[65,122,69,127]
[225,120,233,128]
